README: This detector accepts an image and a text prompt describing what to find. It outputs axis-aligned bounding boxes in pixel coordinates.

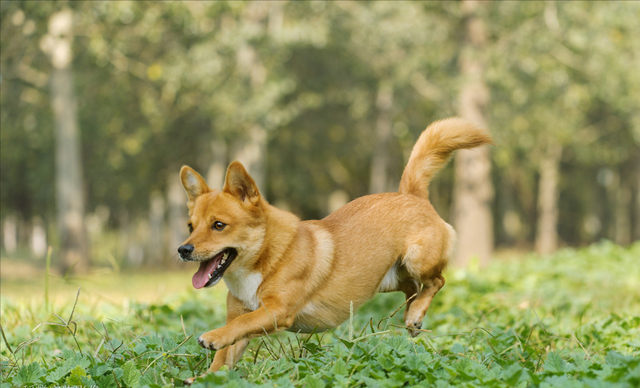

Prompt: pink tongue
[192,259,218,289]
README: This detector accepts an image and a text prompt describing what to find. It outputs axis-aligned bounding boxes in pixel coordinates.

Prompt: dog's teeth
[208,273,212,279]
[217,264,222,268]
[223,252,229,260]
[221,259,226,264]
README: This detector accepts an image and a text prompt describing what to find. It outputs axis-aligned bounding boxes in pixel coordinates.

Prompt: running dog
[178,117,492,382]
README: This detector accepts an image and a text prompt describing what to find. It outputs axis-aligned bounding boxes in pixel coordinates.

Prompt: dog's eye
[188,223,193,233]
[212,221,226,231]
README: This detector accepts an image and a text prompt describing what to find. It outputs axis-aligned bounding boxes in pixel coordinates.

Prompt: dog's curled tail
[399,117,493,198]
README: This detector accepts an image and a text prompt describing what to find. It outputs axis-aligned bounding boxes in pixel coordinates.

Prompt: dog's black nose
[178,244,194,258]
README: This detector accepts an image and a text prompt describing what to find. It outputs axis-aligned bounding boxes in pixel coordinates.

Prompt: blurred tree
[1,2,57,247]
[2,1,639,269]
[453,0,494,267]
[487,1,640,250]
[535,143,562,254]
[334,2,449,195]
[41,8,89,273]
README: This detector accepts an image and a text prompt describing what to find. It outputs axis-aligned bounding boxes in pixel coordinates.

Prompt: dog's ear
[223,162,261,206]
[180,166,210,207]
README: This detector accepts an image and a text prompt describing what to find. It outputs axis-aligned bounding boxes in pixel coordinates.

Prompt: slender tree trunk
[207,138,228,189]
[233,125,267,194]
[535,145,562,254]
[117,211,130,270]
[233,43,268,195]
[369,79,394,194]
[2,216,17,254]
[45,10,89,273]
[452,0,493,267]
[167,174,188,267]
[635,173,640,242]
[614,173,631,245]
[147,191,166,265]
[126,220,145,266]
[30,217,47,258]
[605,170,617,240]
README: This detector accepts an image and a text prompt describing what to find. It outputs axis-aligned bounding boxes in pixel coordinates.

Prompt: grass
[1,241,639,387]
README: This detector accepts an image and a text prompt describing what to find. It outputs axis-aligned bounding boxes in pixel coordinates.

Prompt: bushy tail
[399,117,493,198]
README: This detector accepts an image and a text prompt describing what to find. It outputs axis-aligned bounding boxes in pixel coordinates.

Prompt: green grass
[1,241,639,387]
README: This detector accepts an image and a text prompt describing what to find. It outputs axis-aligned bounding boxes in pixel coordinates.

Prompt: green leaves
[544,351,569,374]
[13,363,45,386]
[123,361,142,388]
[1,243,639,387]
[65,365,97,387]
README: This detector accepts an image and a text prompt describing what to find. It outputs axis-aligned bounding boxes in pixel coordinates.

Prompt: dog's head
[178,162,266,289]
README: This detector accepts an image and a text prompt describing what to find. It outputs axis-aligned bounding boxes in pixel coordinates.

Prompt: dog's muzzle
[178,244,194,260]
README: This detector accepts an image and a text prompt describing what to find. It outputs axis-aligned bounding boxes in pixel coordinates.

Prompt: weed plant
[1,241,639,387]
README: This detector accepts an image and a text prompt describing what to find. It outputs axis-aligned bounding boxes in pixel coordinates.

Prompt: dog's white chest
[224,270,263,311]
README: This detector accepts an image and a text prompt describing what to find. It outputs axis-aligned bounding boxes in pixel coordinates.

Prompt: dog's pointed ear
[180,166,210,207]
[223,162,261,206]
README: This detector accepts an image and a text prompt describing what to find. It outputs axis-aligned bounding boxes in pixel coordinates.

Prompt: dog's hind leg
[395,278,421,326]
[403,274,445,337]
[401,226,452,337]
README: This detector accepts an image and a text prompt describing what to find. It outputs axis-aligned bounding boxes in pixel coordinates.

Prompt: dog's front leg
[184,339,249,385]
[185,292,251,385]
[208,338,250,371]
[209,292,251,370]
[197,297,295,351]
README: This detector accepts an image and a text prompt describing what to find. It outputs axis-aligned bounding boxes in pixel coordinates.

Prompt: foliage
[1,242,639,387]
[1,2,639,256]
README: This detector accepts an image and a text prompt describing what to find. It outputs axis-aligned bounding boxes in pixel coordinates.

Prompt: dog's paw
[405,320,422,338]
[197,329,231,351]
[184,374,209,385]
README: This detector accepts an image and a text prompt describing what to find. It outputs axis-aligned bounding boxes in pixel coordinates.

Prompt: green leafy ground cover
[1,241,639,387]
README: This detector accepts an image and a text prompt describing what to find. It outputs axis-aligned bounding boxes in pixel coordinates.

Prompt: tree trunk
[635,175,640,242]
[452,0,493,267]
[167,173,188,267]
[369,79,394,194]
[614,173,631,245]
[2,216,17,254]
[30,217,48,258]
[45,10,89,274]
[233,43,268,195]
[233,125,267,195]
[147,191,166,265]
[207,138,228,190]
[535,145,562,255]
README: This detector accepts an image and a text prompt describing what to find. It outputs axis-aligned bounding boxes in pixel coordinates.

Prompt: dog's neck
[253,202,300,278]
[222,202,300,310]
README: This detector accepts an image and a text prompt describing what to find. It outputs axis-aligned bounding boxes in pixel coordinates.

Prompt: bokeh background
[1,1,639,280]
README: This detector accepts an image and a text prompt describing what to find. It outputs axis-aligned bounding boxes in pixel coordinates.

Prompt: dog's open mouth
[192,248,237,289]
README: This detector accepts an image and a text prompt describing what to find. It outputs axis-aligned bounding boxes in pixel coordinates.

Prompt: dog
[178,117,492,383]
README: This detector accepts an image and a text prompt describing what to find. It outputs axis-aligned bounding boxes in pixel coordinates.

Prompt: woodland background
[1,1,639,274]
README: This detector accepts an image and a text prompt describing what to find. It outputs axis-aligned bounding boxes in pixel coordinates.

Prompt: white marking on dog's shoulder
[305,223,334,284]
[224,269,263,311]
[378,262,399,292]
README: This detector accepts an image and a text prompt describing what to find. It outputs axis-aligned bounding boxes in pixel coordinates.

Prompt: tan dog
[179,118,492,382]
